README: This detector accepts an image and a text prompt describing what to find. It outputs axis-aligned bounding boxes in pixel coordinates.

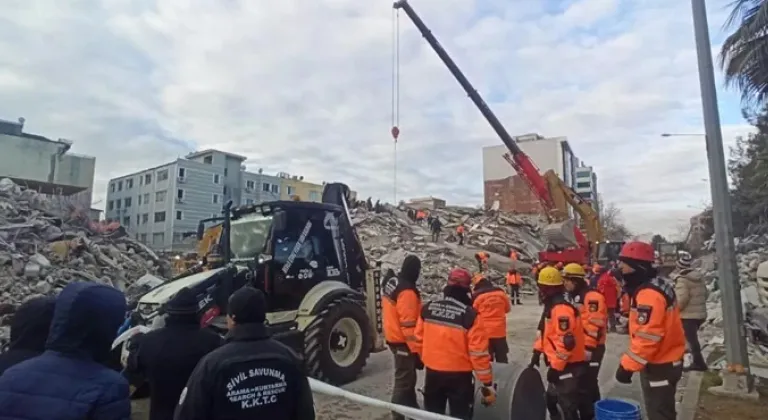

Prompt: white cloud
[0,0,754,238]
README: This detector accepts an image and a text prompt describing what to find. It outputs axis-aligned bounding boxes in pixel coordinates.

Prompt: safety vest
[381,275,422,354]
[506,272,522,285]
[534,295,587,371]
[570,287,608,348]
[472,282,511,339]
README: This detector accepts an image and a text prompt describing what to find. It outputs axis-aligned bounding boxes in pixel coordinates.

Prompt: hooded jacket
[673,269,708,320]
[0,282,130,420]
[382,256,422,353]
[0,296,55,375]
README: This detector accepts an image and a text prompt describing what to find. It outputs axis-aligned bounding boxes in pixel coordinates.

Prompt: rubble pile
[0,178,172,343]
[352,205,546,297]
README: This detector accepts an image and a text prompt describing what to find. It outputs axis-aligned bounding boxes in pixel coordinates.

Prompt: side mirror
[273,210,287,231]
[196,223,205,240]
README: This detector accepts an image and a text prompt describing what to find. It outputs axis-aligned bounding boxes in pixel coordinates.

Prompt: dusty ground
[693,372,768,420]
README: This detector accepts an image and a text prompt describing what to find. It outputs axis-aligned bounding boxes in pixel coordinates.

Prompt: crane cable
[391,8,401,204]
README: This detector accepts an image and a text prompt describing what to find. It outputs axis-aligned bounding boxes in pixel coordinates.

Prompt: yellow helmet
[563,263,586,278]
[537,266,563,286]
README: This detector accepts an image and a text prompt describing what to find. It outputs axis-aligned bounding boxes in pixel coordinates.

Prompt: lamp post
[691,0,754,394]
[660,133,706,137]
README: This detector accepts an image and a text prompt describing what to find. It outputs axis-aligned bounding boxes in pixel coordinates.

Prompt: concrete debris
[352,205,545,297]
[0,178,172,346]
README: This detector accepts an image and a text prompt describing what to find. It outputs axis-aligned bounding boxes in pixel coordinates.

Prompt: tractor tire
[304,297,371,385]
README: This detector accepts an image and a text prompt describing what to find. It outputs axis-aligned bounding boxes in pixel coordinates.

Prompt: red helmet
[619,241,655,262]
[448,268,472,288]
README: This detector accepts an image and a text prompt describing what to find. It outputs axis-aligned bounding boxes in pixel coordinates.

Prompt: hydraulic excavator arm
[543,171,603,249]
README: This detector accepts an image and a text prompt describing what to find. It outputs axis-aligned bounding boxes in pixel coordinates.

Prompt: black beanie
[228,287,266,324]
[618,257,656,278]
[166,287,199,315]
[399,255,422,284]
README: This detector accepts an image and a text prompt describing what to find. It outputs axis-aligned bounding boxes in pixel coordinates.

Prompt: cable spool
[472,362,546,420]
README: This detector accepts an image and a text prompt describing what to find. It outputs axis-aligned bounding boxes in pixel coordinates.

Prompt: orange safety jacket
[414,296,493,385]
[509,251,518,261]
[620,279,686,372]
[456,225,465,234]
[570,287,608,349]
[472,282,511,339]
[533,295,586,371]
[381,274,422,354]
[475,251,489,263]
[416,211,426,220]
[506,272,522,286]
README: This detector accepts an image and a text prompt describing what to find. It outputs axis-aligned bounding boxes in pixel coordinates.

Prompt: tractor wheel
[304,297,371,385]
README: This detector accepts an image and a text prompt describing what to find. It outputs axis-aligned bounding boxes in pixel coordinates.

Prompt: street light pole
[691,0,754,393]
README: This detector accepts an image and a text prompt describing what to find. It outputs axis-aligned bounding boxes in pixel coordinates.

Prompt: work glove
[414,356,424,371]
[529,350,542,369]
[615,365,633,384]
[480,383,497,406]
[546,368,562,384]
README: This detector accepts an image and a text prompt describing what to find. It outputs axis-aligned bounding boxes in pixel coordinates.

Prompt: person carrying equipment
[614,241,686,420]
[563,263,608,408]
[382,256,423,420]
[528,267,591,420]
[506,268,523,305]
[456,225,465,245]
[474,251,490,273]
[471,274,511,362]
[413,268,495,419]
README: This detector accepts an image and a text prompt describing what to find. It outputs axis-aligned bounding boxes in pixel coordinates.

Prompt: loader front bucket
[542,219,579,249]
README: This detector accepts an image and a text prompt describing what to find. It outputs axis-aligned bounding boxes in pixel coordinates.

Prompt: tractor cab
[595,241,625,267]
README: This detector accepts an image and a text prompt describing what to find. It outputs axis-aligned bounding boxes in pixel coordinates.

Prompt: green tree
[651,234,668,247]
[728,106,768,235]
[720,0,768,106]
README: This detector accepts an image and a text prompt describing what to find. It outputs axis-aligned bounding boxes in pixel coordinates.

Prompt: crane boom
[392,0,554,211]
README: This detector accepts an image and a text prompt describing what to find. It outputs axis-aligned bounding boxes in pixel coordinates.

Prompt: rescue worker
[563,263,608,407]
[0,296,55,375]
[381,256,423,419]
[506,268,523,305]
[126,287,223,420]
[174,287,314,420]
[413,268,496,419]
[471,273,511,362]
[474,251,490,273]
[456,224,465,245]
[430,217,442,243]
[614,241,685,420]
[509,249,518,261]
[528,267,591,420]
[597,267,619,332]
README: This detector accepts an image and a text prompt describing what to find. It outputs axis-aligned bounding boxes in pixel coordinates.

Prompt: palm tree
[719,0,768,107]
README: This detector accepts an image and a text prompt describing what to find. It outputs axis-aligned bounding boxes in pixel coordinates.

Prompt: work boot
[516,300,522,305]
[685,355,708,372]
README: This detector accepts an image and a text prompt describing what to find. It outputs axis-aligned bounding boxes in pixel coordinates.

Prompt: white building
[574,165,599,213]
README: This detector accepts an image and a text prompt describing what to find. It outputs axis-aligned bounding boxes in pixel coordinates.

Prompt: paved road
[314,296,644,419]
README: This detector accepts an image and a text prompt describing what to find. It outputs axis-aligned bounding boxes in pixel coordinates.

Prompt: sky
[0,0,758,238]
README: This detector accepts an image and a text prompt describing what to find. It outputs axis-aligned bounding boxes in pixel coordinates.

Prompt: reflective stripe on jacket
[533,295,586,371]
[415,297,492,384]
[382,276,422,354]
[472,283,511,339]
[620,279,686,372]
[571,288,608,348]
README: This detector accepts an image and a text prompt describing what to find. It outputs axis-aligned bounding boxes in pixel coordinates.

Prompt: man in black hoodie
[0,296,55,375]
[126,287,222,420]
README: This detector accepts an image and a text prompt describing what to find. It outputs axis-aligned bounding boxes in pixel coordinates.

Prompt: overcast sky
[0,0,755,238]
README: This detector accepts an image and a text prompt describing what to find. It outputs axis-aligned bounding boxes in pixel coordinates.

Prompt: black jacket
[0,297,55,376]
[126,316,223,420]
[173,323,315,420]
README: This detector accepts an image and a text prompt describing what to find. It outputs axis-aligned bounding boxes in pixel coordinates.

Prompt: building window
[142,213,149,224]
[271,184,279,194]
[177,189,184,201]
[144,173,152,184]
[246,199,254,205]
[262,182,271,192]
[138,195,142,205]
[140,233,147,243]
[139,176,143,186]
[152,232,164,246]
[309,191,320,201]
[116,200,122,209]
[154,211,166,223]
[223,186,228,195]
[110,183,115,193]
[287,186,294,196]
[124,197,132,207]
[122,216,130,226]
[107,200,114,211]
[157,169,169,182]
[213,174,220,184]
[126,179,134,189]
[224,168,228,176]
[246,180,255,190]
[155,190,166,202]
[576,182,591,189]
[203,155,213,164]
[118,180,123,191]
[176,210,183,220]
[136,214,140,225]
[213,194,219,204]
[143,193,149,204]
[178,167,186,178]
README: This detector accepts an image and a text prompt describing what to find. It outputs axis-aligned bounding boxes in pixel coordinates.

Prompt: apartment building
[105,149,282,251]
[277,173,324,202]
[574,165,599,211]
[0,117,95,211]
[482,133,579,214]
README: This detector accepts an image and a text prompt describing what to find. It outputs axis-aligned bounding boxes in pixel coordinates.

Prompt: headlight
[138,303,159,317]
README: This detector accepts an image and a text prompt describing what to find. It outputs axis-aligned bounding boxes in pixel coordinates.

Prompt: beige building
[277,173,325,202]
[407,196,446,210]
